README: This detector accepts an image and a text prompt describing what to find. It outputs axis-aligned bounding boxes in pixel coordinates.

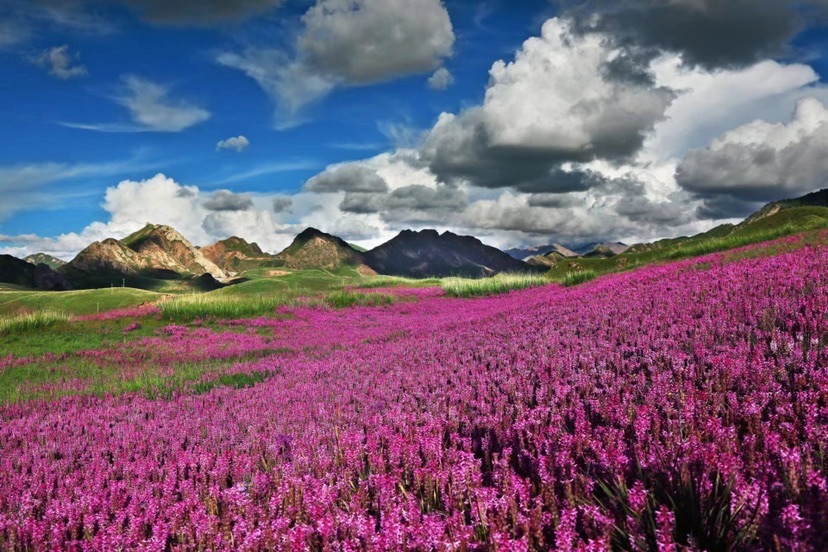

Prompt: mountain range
[2,189,828,292]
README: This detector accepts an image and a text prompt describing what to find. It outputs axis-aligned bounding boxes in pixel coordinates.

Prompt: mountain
[60,238,149,279]
[505,243,578,261]
[742,188,828,226]
[0,254,71,290]
[567,242,629,257]
[274,227,372,271]
[23,253,66,270]
[201,236,275,273]
[364,229,535,278]
[121,224,226,279]
[582,242,629,258]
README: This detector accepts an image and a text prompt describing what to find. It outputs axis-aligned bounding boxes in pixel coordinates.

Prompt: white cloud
[300,0,454,84]
[31,45,87,79]
[118,75,210,132]
[1,175,309,260]
[427,67,453,90]
[216,135,250,152]
[676,97,828,215]
[218,0,454,123]
[645,57,825,160]
[65,75,211,132]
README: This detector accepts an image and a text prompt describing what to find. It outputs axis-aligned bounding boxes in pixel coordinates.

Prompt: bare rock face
[23,253,66,270]
[274,228,368,270]
[123,224,227,280]
[201,236,272,272]
[62,239,146,277]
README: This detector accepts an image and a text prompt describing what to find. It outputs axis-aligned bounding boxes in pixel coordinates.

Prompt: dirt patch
[265,270,290,277]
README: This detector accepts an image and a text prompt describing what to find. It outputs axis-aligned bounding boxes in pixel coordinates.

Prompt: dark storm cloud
[563,0,828,70]
[304,164,389,193]
[339,185,467,215]
[203,190,254,211]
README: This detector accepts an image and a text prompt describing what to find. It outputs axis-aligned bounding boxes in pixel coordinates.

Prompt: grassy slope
[547,206,828,281]
[0,288,161,316]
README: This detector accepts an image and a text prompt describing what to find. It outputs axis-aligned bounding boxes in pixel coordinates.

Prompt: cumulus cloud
[31,45,87,79]
[305,163,389,193]
[340,185,467,217]
[117,0,284,25]
[65,76,211,132]
[203,190,254,211]
[677,97,828,217]
[218,0,454,122]
[0,174,303,260]
[564,0,828,70]
[216,135,250,152]
[300,0,454,84]
[420,18,675,192]
[427,67,453,90]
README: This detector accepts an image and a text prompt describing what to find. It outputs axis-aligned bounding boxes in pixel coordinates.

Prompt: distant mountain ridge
[505,243,578,261]
[60,223,228,288]
[364,229,534,278]
[24,253,66,270]
[5,188,828,291]
[1,254,70,290]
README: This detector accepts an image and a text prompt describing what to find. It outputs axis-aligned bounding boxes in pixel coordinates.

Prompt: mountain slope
[274,228,371,271]
[23,253,66,270]
[506,243,578,261]
[60,238,148,279]
[1,254,71,290]
[201,236,274,273]
[122,224,226,279]
[364,229,535,278]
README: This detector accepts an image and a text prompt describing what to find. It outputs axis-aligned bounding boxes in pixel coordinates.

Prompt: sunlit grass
[158,293,291,321]
[441,273,550,297]
[560,269,599,287]
[0,309,70,334]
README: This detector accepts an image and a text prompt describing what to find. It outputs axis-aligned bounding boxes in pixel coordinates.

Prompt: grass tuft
[561,269,598,287]
[158,294,290,321]
[441,273,550,297]
[0,309,70,334]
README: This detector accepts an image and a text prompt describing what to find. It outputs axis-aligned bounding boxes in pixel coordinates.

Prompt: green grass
[324,290,396,308]
[0,309,69,334]
[158,293,292,321]
[548,208,828,283]
[560,269,599,287]
[0,287,161,316]
[354,275,442,289]
[441,273,550,297]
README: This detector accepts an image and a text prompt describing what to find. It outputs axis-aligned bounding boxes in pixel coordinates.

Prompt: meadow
[0,234,826,549]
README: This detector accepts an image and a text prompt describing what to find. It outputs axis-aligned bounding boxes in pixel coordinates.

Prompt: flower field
[1,239,827,550]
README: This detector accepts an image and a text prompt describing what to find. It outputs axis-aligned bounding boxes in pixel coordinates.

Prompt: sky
[2,0,828,259]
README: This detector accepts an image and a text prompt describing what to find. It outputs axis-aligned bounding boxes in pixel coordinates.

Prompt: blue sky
[2,0,828,258]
